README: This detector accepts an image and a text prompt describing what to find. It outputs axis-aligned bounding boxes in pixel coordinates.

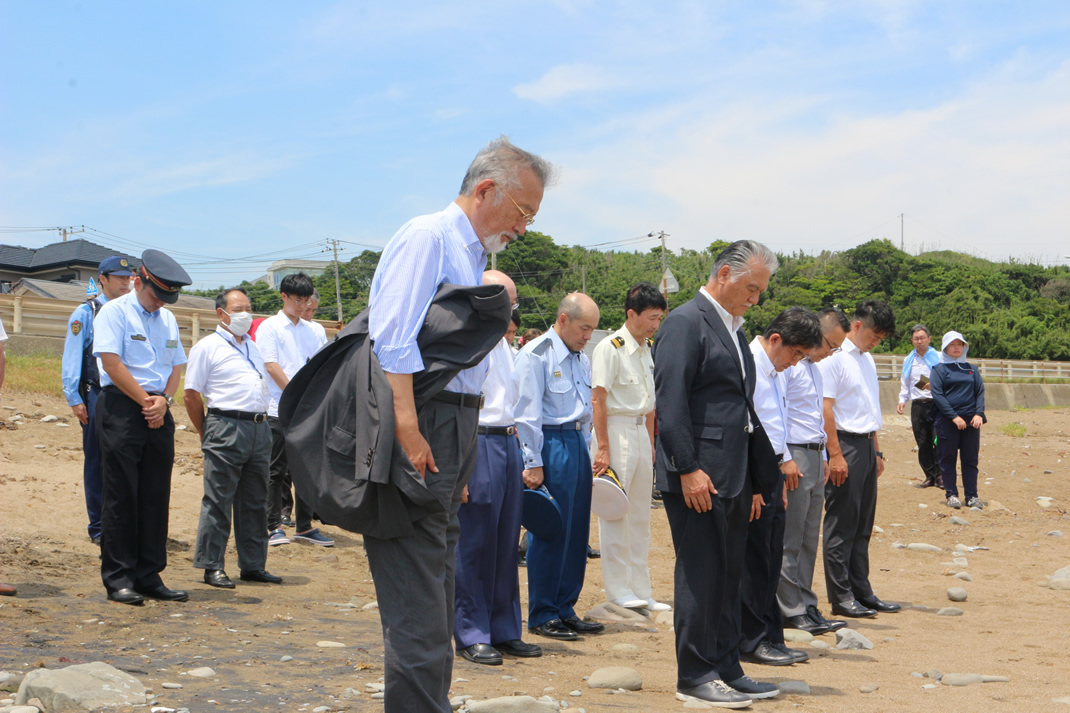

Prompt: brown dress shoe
[0,582,16,597]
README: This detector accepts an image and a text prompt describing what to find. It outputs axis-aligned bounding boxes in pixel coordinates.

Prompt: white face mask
[224,310,254,337]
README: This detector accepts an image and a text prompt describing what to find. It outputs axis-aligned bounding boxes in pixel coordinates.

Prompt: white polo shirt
[255,311,327,417]
[479,338,518,428]
[818,336,882,434]
[185,326,270,413]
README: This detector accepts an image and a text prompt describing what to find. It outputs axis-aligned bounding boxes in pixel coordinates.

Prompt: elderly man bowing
[184,287,281,589]
[515,293,603,641]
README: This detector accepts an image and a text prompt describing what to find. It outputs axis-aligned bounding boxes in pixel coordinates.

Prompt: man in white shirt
[818,300,898,619]
[184,288,281,589]
[739,308,822,668]
[255,273,331,546]
[896,324,942,489]
[778,308,850,636]
[453,271,542,666]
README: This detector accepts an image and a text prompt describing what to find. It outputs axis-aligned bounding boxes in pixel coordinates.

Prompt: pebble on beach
[946,587,968,602]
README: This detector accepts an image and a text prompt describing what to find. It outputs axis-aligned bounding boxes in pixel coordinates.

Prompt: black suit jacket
[653,291,777,500]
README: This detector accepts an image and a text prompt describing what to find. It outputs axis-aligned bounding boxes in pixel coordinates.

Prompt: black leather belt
[431,390,484,409]
[837,430,875,439]
[544,421,582,431]
[208,408,268,423]
[478,425,516,436]
[788,442,827,451]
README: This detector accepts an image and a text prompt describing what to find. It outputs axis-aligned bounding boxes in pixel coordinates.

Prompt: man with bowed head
[515,293,603,642]
[365,136,554,713]
[653,240,782,707]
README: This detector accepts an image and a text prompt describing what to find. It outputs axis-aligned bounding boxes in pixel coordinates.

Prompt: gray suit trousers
[777,445,825,617]
[193,415,272,572]
[364,397,480,713]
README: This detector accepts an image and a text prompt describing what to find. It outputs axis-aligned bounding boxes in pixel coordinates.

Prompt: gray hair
[310,288,320,302]
[557,293,587,321]
[459,135,557,198]
[910,323,930,337]
[710,240,778,281]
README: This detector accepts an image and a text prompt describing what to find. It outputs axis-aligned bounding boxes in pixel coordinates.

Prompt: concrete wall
[879,381,1070,412]
[3,334,65,357]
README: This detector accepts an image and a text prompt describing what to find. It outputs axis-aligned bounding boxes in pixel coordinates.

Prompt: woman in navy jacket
[929,331,986,510]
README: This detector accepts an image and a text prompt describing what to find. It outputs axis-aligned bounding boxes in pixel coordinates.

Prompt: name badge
[166,340,178,348]
[131,334,147,342]
[553,370,562,378]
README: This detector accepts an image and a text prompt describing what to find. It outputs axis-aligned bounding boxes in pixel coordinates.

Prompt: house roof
[13,277,216,310]
[0,239,140,272]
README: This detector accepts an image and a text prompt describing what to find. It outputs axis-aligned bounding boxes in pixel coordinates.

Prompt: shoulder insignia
[71,322,82,336]
[532,339,553,356]
[610,336,625,348]
[645,337,654,347]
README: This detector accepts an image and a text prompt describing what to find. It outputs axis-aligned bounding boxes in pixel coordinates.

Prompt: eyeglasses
[287,296,313,306]
[789,346,808,361]
[501,188,536,226]
[823,336,842,353]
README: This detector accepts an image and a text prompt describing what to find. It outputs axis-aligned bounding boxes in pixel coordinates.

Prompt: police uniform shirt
[479,338,518,428]
[184,326,270,413]
[92,291,186,392]
[817,336,882,434]
[590,325,655,417]
[749,337,790,462]
[514,327,593,469]
[256,311,327,417]
[61,294,109,407]
[782,358,825,446]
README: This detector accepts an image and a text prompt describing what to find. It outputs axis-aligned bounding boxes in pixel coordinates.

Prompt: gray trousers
[822,433,877,604]
[193,414,272,572]
[777,445,825,617]
[364,397,480,713]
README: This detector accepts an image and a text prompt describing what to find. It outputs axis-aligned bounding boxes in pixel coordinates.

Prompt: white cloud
[513,63,623,103]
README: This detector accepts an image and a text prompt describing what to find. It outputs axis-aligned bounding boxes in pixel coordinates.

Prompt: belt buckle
[506,426,515,436]
[478,394,486,409]
[254,413,266,423]
[574,422,581,431]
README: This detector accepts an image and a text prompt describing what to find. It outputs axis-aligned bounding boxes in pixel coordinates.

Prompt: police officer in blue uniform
[61,256,134,545]
[93,250,191,605]
[514,292,603,640]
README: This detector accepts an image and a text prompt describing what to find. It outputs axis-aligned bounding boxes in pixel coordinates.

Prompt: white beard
[482,232,514,254]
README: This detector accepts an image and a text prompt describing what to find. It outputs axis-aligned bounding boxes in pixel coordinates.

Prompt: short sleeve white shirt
[590,325,655,417]
[256,311,327,417]
[184,326,270,412]
[818,336,882,434]
[479,338,518,428]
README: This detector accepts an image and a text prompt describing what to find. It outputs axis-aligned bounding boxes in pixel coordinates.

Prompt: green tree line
[193,236,1070,361]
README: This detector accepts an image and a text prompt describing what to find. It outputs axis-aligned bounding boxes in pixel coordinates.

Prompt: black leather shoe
[203,569,235,589]
[136,585,189,602]
[830,600,877,618]
[806,605,847,631]
[858,595,901,613]
[107,588,144,605]
[90,536,102,546]
[494,639,543,657]
[240,569,283,584]
[586,545,600,559]
[741,638,795,666]
[529,619,579,641]
[459,643,502,666]
[561,615,605,634]
[784,613,830,636]
[772,641,809,663]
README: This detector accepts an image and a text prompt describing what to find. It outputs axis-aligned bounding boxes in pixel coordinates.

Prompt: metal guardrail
[0,294,338,349]
[872,354,1070,382]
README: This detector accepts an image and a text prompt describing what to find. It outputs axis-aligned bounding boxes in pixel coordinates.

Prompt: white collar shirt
[817,336,882,434]
[184,326,270,412]
[479,338,518,428]
[898,352,934,403]
[590,325,655,417]
[255,310,328,417]
[699,286,745,378]
[783,357,826,446]
[749,337,790,462]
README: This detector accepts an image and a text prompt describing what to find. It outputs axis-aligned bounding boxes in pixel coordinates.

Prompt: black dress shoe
[494,639,543,657]
[561,615,605,634]
[830,600,877,618]
[107,588,144,605]
[90,536,102,546]
[784,613,830,636]
[741,638,795,666]
[529,619,579,641]
[587,545,600,559]
[203,569,235,589]
[772,641,809,663]
[858,595,901,613]
[459,643,502,666]
[136,585,189,602]
[240,569,283,584]
[806,605,847,631]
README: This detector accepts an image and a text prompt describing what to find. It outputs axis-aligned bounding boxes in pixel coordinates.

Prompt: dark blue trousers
[454,433,524,647]
[527,428,592,629]
[934,415,981,500]
[81,385,103,540]
[740,474,787,652]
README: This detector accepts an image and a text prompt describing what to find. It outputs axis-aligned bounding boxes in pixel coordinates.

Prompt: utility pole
[652,230,669,297]
[328,239,344,323]
[581,264,586,293]
[900,213,904,251]
[59,226,86,242]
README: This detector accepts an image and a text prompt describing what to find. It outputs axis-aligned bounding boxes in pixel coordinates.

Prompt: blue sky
[2,1,1068,289]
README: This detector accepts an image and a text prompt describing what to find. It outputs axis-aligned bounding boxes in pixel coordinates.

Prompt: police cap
[98,255,135,277]
[139,249,191,304]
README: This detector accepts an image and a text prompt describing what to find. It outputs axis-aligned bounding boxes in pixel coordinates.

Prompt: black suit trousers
[97,386,175,594]
[663,484,751,689]
[740,474,787,652]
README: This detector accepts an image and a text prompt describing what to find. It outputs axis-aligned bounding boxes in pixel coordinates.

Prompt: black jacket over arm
[278,283,510,539]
